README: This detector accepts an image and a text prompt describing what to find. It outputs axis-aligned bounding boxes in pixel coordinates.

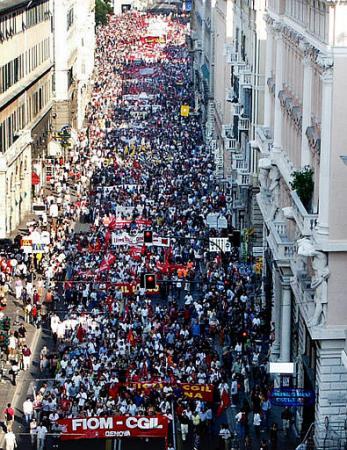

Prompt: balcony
[236,160,248,171]
[267,220,296,265]
[224,138,240,152]
[255,126,272,155]
[237,173,250,186]
[238,117,250,131]
[226,88,234,102]
[233,152,245,161]
[240,72,252,87]
[291,191,318,237]
[221,124,233,139]
[233,103,242,116]
[227,51,238,64]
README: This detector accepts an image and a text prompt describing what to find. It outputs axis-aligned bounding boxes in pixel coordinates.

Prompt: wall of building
[255,0,347,446]
[0,0,54,237]
[53,0,95,130]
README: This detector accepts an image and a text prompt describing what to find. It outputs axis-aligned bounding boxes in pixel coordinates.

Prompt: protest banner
[58,415,168,441]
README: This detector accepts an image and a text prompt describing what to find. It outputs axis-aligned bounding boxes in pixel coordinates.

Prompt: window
[0,123,3,153]
[39,87,43,109]
[67,8,74,31]
[0,39,50,93]
[308,0,327,41]
[26,1,50,28]
[67,67,74,89]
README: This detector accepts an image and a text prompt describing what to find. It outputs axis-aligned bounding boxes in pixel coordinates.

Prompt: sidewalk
[0,213,45,449]
[0,290,41,449]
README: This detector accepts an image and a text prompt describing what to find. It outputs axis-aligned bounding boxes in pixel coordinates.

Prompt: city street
[1,7,297,450]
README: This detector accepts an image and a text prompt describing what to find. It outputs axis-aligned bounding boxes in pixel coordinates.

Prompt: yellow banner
[180,105,190,117]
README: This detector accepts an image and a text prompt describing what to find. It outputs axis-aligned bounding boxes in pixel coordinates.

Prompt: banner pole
[171,400,177,450]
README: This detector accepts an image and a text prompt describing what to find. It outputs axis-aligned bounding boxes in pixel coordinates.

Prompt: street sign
[209,237,231,253]
[206,213,228,229]
[270,388,315,407]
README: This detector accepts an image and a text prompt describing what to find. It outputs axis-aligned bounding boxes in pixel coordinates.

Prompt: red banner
[126,382,214,402]
[58,415,168,441]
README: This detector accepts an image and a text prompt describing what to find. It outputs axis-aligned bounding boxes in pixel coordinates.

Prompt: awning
[201,63,210,81]
[32,172,40,186]
[47,140,63,157]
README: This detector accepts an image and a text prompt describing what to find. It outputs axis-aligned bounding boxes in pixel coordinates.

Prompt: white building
[0,0,54,237]
[195,0,266,248]
[191,0,213,132]
[256,0,347,447]
[223,0,266,247]
[52,0,95,131]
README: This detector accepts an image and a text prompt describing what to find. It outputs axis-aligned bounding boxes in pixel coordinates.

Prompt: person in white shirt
[4,431,17,450]
[23,398,33,424]
[219,424,231,450]
[253,412,262,436]
[36,423,48,450]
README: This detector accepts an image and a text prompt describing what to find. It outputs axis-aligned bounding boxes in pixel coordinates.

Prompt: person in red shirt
[3,403,14,431]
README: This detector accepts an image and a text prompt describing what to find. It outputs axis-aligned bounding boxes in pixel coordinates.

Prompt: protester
[3,403,14,432]
[4,431,17,450]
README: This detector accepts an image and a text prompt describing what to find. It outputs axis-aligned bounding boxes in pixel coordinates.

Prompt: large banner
[58,415,168,441]
[125,382,214,402]
[112,232,170,247]
[95,282,160,296]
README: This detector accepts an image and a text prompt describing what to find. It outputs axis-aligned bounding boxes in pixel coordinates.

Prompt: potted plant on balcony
[290,165,314,211]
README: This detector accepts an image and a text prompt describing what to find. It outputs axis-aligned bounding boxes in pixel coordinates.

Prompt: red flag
[129,246,142,261]
[104,230,111,249]
[99,254,116,272]
[108,217,117,231]
[164,246,173,264]
[216,388,231,417]
[127,329,135,347]
[76,325,86,343]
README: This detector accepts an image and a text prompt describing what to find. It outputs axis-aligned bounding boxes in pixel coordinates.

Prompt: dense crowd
[0,11,279,450]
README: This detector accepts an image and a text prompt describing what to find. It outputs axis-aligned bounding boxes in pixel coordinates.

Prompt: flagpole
[171,400,177,450]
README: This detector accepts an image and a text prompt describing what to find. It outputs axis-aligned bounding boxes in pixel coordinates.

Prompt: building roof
[0,0,35,14]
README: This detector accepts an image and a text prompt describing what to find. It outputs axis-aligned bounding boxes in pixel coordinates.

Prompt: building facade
[0,0,54,237]
[256,0,347,446]
[52,0,95,131]
[223,0,266,251]
[192,0,266,253]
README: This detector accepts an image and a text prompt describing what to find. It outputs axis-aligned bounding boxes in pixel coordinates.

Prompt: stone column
[264,26,273,128]
[280,284,291,362]
[272,25,284,153]
[316,62,333,237]
[301,52,313,167]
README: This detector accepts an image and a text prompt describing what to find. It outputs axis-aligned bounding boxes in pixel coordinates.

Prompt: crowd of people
[0,10,288,450]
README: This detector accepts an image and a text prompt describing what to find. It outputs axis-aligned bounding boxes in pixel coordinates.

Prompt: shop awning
[47,140,63,157]
[32,171,40,186]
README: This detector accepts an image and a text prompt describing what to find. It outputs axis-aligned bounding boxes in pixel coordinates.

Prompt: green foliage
[290,165,314,211]
[95,0,113,26]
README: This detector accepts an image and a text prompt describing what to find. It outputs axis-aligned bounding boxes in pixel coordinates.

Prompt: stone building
[52,0,95,131]
[0,0,54,237]
[256,0,347,446]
